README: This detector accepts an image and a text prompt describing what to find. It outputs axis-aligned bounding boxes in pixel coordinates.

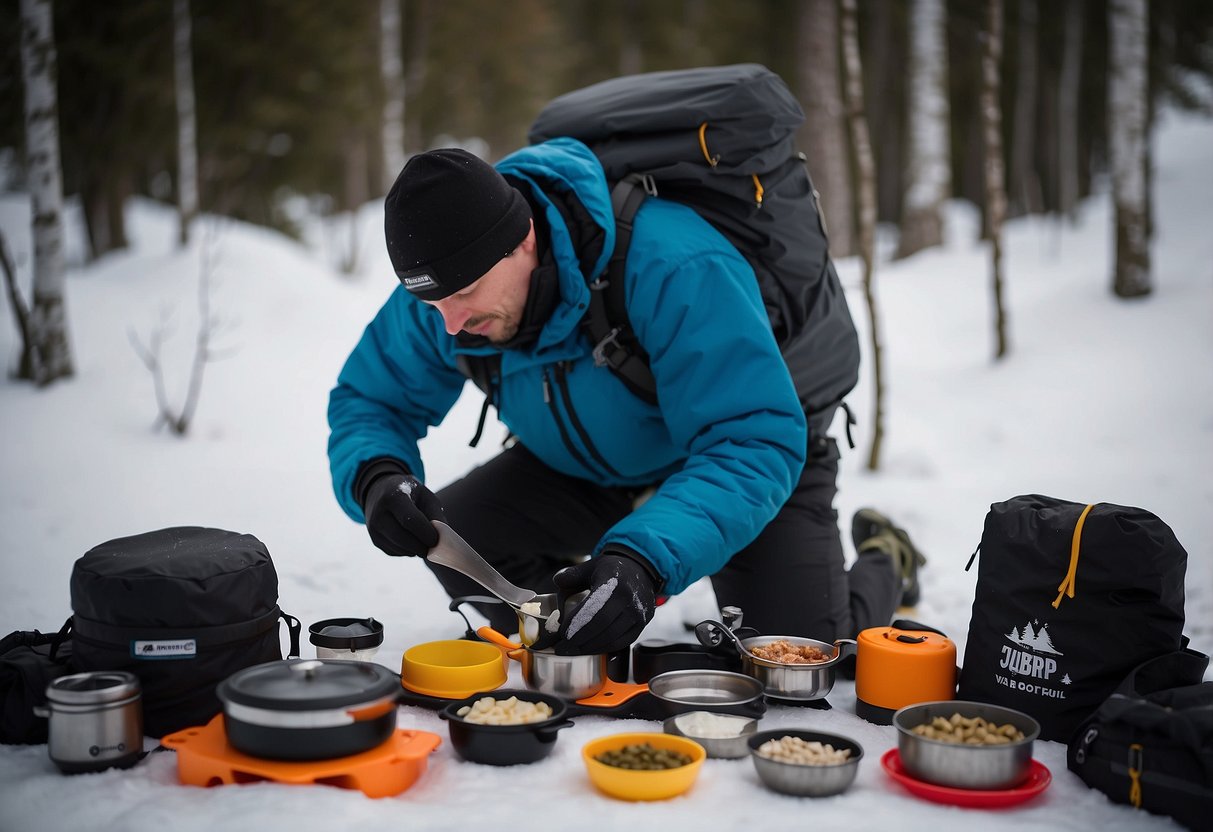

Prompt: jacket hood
[494,138,615,353]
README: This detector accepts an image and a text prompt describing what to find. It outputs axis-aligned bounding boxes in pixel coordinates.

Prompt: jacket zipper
[553,361,622,478]
[542,367,594,474]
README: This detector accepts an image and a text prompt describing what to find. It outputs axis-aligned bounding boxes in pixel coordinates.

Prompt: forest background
[3,0,1211,271]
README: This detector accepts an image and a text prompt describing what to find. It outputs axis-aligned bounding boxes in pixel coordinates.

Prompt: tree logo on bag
[993,619,1070,699]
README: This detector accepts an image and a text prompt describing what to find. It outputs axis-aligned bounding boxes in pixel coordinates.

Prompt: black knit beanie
[384,149,532,301]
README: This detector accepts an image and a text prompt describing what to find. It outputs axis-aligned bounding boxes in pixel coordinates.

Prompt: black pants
[427,438,900,642]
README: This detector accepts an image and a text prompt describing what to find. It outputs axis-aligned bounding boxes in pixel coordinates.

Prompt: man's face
[425,222,537,344]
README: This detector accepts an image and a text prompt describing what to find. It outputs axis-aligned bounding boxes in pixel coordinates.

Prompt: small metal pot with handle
[696,620,857,701]
[477,626,607,700]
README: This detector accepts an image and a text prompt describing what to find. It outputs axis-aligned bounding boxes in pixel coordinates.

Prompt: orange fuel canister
[855,625,957,725]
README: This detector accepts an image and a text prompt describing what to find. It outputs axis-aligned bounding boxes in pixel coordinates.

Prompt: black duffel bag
[69,526,300,738]
[0,622,74,744]
[957,495,1188,742]
[1068,645,1213,831]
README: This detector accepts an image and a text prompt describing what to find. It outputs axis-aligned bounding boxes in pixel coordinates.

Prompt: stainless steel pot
[477,626,607,700]
[216,659,403,761]
[36,671,143,774]
[695,620,857,701]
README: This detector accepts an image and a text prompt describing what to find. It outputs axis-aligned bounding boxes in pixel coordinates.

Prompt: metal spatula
[425,521,538,610]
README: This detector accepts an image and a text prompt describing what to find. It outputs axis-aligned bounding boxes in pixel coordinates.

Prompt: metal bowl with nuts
[893,700,1040,790]
[746,729,864,797]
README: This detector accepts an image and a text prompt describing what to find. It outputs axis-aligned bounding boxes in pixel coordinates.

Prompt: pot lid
[47,671,141,706]
[858,626,955,654]
[217,659,400,711]
[308,617,384,650]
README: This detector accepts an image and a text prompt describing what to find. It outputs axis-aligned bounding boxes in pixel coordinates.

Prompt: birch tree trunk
[174,0,199,247]
[1109,0,1151,298]
[1009,0,1041,216]
[380,0,406,189]
[1057,0,1084,221]
[840,0,884,471]
[19,0,73,385]
[797,0,854,258]
[896,0,951,259]
[982,0,1010,360]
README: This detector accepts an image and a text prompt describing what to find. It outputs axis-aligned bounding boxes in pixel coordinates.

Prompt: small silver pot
[477,626,606,699]
[36,671,143,774]
[695,620,856,701]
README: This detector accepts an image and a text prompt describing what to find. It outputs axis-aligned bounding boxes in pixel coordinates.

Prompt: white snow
[1,107,1210,832]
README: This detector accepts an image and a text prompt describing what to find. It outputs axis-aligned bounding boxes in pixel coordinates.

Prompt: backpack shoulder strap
[455,352,500,447]
[585,173,659,405]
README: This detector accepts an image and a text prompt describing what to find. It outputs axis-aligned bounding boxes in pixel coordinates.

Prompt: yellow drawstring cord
[1128,743,1144,807]
[697,123,719,167]
[1053,503,1095,609]
[697,122,763,206]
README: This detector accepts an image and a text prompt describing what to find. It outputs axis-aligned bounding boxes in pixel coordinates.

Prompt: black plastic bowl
[439,690,574,766]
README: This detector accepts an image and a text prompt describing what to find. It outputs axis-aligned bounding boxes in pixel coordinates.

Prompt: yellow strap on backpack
[1053,503,1095,609]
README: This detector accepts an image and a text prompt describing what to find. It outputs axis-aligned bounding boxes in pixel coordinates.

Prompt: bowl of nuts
[893,700,1040,790]
[747,729,864,797]
[440,690,573,766]
[581,732,706,801]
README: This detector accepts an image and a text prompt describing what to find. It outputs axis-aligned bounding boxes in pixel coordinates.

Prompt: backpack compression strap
[586,173,660,405]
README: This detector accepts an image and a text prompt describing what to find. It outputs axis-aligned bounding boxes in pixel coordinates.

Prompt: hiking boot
[851,508,927,608]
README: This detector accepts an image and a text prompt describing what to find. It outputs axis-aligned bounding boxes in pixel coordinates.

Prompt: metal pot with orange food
[694,620,856,701]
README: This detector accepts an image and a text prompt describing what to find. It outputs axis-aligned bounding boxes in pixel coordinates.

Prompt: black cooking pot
[216,659,402,761]
[439,690,574,766]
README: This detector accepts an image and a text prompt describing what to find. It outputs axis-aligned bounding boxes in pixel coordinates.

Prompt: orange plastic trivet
[161,715,442,798]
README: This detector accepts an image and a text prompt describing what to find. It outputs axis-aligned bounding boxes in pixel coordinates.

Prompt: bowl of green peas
[581,732,706,801]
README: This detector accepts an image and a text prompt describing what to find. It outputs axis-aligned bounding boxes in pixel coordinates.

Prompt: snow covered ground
[0,105,1210,831]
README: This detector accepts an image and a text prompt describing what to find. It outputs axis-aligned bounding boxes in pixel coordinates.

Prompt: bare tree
[1009,0,1042,216]
[1057,0,1084,221]
[380,0,406,188]
[797,0,854,257]
[0,230,40,380]
[896,0,951,259]
[982,0,1010,360]
[19,0,73,386]
[1109,0,1151,298]
[840,0,884,471]
[174,0,199,246]
[129,224,231,435]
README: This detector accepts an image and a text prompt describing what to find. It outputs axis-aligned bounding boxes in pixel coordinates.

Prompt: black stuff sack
[1068,646,1213,831]
[0,623,74,744]
[69,527,300,738]
[957,495,1187,742]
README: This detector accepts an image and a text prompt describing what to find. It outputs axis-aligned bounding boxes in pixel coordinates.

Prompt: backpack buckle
[592,327,628,369]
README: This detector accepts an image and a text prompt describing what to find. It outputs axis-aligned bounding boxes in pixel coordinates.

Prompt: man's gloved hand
[553,550,657,655]
[361,473,446,557]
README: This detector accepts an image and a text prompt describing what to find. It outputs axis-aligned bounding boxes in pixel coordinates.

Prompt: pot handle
[828,638,858,665]
[534,719,575,743]
[476,625,523,656]
[346,699,398,722]
[450,595,509,640]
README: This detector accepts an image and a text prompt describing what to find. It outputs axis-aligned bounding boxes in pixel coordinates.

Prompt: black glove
[553,550,657,655]
[360,470,445,558]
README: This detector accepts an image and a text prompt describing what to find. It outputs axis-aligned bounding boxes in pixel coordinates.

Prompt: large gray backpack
[467,64,860,440]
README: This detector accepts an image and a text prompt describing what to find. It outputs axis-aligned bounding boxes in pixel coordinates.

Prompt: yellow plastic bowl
[400,639,507,699]
[582,732,706,801]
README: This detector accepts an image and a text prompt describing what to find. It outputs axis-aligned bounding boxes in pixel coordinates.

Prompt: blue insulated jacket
[328,138,807,595]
